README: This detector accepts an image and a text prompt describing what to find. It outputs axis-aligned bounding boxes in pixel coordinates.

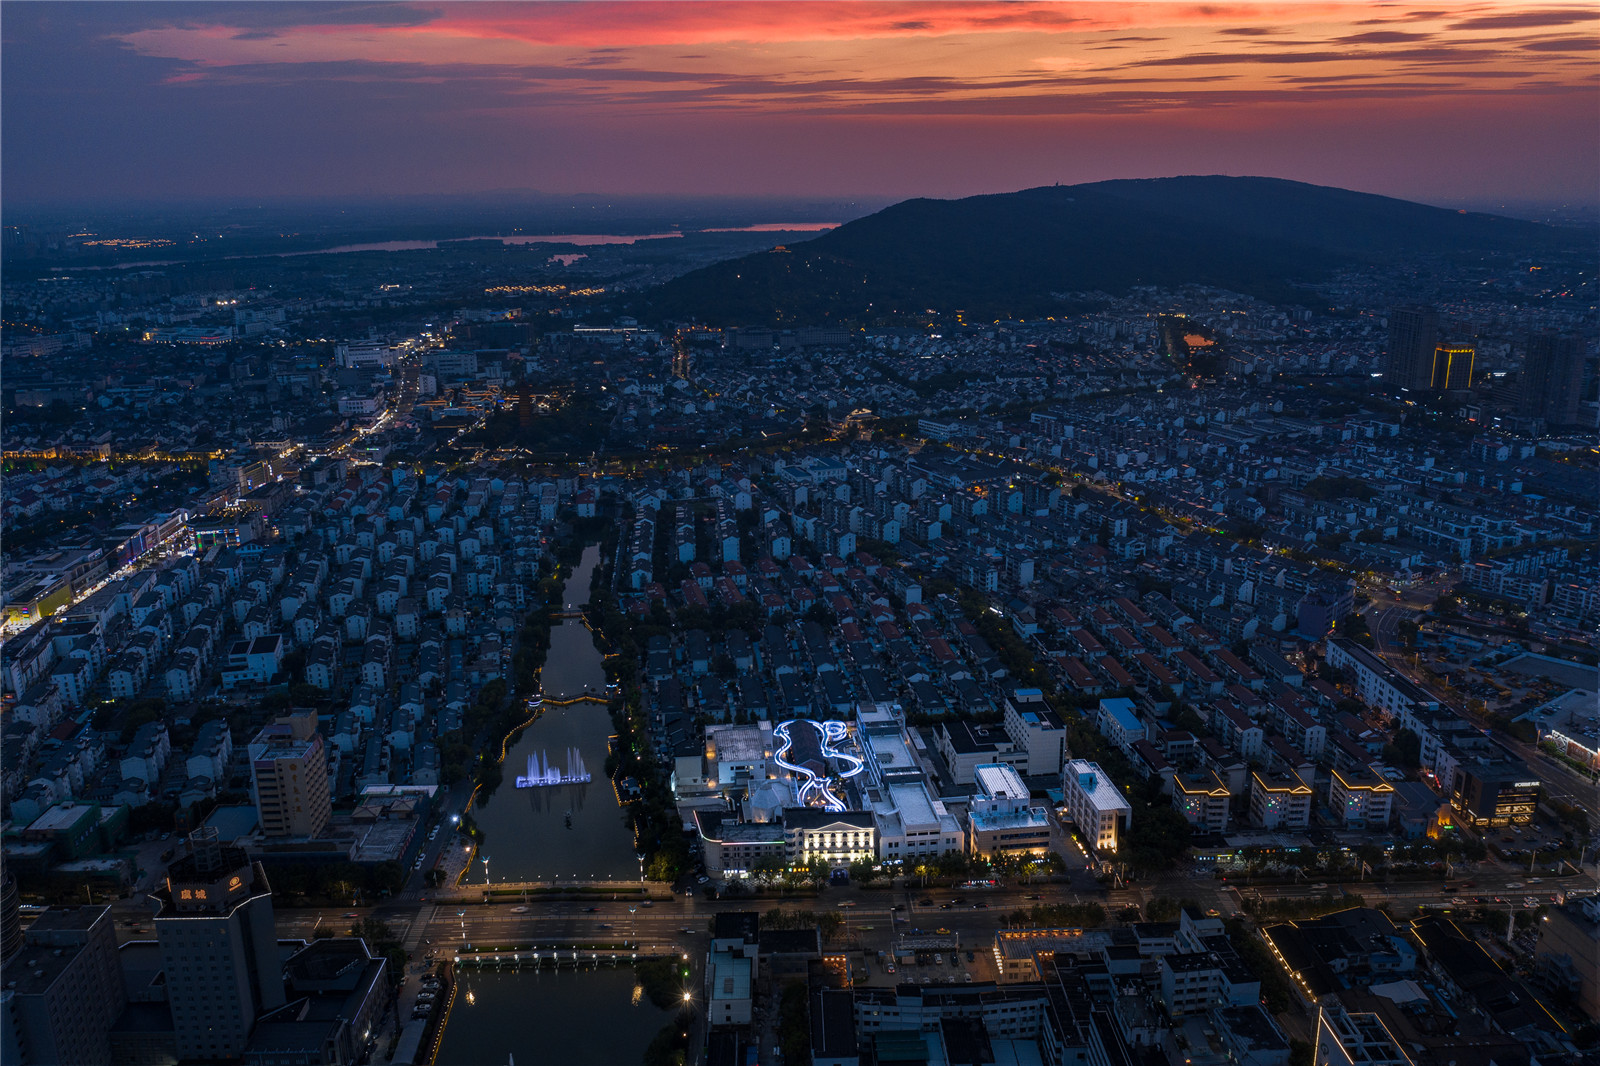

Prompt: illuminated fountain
[515,747,591,788]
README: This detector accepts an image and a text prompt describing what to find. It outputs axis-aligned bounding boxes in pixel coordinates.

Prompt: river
[435,969,673,1066]
[470,545,641,884]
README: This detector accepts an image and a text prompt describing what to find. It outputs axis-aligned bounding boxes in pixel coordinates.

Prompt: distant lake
[318,222,837,254]
[89,222,838,268]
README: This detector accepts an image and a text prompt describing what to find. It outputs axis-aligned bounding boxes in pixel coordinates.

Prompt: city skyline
[3,1,1597,208]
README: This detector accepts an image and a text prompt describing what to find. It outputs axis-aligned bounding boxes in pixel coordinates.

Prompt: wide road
[97,861,1594,960]
[264,864,1593,949]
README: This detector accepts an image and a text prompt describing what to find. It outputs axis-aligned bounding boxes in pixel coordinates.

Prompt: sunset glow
[4,1,1595,204]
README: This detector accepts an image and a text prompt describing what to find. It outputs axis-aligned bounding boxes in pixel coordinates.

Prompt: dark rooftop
[712,911,759,943]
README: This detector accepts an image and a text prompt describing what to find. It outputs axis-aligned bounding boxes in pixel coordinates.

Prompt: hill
[647,176,1583,325]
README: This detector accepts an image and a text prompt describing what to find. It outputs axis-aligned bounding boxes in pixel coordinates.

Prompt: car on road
[964,973,973,983]
[886,963,895,974]
[891,904,905,911]
[680,928,696,934]
[344,912,360,919]
[585,907,600,912]
[511,906,528,914]
[1312,883,1328,890]
[1024,894,1041,900]
[696,875,710,885]
[965,952,975,963]
[598,923,612,929]
[837,901,855,908]
[640,900,652,907]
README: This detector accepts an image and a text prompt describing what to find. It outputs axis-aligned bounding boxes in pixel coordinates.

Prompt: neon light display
[772,719,864,812]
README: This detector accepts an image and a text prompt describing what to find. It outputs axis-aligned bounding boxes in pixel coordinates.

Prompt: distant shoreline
[53,222,840,271]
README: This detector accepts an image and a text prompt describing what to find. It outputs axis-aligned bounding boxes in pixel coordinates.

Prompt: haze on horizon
[3,1,1596,211]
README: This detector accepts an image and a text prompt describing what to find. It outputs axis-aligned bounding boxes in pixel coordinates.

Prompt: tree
[848,858,880,886]
[777,981,812,1066]
[1124,803,1192,876]
[1385,728,1421,769]
[1171,703,1206,735]
[1338,612,1375,649]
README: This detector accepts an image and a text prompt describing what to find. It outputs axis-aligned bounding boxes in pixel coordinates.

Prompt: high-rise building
[1385,306,1439,390]
[1429,345,1475,391]
[152,829,286,1061]
[248,710,331,838]
[0,905,127,1066]
[1520,331,1586,427]
[516,382,535,429]
[1,869,22,962]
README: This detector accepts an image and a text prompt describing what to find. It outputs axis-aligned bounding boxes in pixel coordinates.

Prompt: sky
[3,1,1596,209]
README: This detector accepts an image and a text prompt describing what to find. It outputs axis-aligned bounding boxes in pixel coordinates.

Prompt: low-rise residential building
[1173,771,1232,834]
[1327,765,1395,829]
[1247,769,1313,830]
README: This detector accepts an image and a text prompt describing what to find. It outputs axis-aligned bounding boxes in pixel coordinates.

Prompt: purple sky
[4,2,1596,207]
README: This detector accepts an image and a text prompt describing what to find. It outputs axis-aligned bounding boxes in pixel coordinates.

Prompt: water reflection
[436,969,670,1066]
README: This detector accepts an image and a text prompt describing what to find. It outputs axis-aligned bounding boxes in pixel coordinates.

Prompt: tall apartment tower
[0,905,127,1066]
[1430,345,1476,391]
[1521,331,1586,426]
[1385,306,1440,390]
[152,829,286,1061]
[248,710,331,838]
[1,869,22,962]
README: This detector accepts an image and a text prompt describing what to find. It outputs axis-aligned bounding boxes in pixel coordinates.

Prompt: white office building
[1061,759,1133,855]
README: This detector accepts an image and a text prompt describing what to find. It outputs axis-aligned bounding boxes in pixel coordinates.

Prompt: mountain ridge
[646,175,1584,325]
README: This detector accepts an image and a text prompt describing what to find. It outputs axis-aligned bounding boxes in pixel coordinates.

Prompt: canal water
[435,968,673,1066]
[471,546,641,883]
